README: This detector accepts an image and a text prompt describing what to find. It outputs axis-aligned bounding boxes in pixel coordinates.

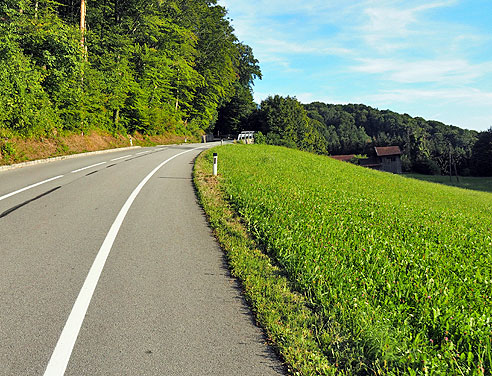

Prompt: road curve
[0,143,284,375]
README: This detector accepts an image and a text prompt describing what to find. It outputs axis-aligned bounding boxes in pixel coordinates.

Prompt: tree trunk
[80,0,87,59]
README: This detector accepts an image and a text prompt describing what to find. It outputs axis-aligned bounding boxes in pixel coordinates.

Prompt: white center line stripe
[135,151,151,155]
[110,155,132,161]
[43,146,204,376]
[70,162,106,174]
[0,175,64,202]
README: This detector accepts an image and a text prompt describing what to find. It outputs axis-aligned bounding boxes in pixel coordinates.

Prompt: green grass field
[196,144,491,375]
[405,174,492,194]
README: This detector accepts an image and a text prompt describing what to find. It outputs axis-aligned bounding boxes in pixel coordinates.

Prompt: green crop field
[196,144,491,375]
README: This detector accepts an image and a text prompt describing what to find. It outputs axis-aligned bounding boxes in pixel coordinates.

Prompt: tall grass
[207,144,491,375]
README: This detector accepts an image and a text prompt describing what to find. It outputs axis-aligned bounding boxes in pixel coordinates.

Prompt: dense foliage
[471,127,492,176]
[211,144,492,375]
[0,0,260,138]
[304,102,482,176]
[242,96,487,175]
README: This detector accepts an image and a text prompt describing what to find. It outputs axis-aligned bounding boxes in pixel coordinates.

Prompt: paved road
[0,144,284,375]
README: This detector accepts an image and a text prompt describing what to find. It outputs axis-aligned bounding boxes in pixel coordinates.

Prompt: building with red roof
[374,146,402,174]
[330,146,402,174]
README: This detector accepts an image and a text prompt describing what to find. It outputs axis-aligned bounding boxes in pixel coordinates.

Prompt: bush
[254,131,266,144]
[413,158,441,175]
[0,140,17,162]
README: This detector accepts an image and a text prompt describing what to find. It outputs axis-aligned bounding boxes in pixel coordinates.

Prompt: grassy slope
[195,144,492,376]
[405,174,492,194]
[0,131,197,166]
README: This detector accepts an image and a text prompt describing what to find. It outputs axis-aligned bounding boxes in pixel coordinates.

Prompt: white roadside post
[213,153,218,176]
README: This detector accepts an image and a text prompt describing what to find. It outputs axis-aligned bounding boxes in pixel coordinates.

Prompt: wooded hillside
[305,102,480,175]
[0,0,260,138]
[237,95,490,176]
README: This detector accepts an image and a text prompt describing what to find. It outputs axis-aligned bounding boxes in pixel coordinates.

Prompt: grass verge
[194,148,337,375]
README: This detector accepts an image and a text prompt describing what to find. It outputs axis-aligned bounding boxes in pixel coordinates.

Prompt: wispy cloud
[258,38,353,57]
[360,1,458,51]
[352,58,492,84]
[366,88,492,106]
[218,0,492,130]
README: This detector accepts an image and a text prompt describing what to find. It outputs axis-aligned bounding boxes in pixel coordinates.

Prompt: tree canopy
[0,0,261,138]
[304,102,479,175]
[471,127,492,176]
[241,98,484,176]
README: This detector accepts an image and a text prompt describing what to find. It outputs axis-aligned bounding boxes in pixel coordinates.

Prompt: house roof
[330,154,355,162]
[375,146,402,157]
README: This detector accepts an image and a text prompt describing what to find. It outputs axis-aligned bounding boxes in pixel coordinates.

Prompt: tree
[251,95,326,153]
[0,0,260,138]
[214,83,255,136]
[471,127,492,176]
[214,42,261,136]
[303,101,479,175]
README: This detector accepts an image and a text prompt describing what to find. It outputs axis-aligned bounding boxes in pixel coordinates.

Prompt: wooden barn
[374,146,402,174]
[330,146,403,174]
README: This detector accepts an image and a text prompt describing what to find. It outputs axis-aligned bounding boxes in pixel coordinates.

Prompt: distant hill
[304,102,478,175]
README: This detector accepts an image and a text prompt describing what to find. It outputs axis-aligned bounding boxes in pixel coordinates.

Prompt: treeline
[0,0,260,138]
[219,95,491,176]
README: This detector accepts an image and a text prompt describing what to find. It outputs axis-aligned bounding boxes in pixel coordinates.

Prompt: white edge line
[110,155,132,161]
[0,147,141,173]
[0,175,64,202]
[43,146,204,376]
[70,162,107,174]
[135,151,151,155]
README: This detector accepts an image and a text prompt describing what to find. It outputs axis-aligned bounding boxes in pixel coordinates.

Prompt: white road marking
[43,146,204,376]
[135,150,151,155]
[0,175,64,202]
[110,155,132,161]
[70,162,106,174]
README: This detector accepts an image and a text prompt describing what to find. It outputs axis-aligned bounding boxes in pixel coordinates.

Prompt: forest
[219,95,492,176]
[1,1,490,176]
[0,0,260,138]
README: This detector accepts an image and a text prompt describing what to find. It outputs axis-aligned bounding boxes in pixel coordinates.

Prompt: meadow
[405,174,492,194]
[196,144,491,375]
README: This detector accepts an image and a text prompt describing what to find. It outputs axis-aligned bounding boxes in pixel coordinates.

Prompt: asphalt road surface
[0,143,285,375]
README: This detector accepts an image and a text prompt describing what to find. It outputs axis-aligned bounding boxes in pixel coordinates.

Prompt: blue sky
[217,0,492,132]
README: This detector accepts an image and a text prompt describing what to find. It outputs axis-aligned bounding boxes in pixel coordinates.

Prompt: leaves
[0,0,260,136]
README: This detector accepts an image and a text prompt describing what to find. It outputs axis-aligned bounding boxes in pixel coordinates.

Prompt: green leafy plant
[0,141,17,162]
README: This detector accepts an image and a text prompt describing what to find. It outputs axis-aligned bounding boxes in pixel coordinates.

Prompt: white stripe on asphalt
[135,150,151,155]
[110,155,132,161]
[0,175,64,202]
[70,162,106,173]
[43,146,204,376]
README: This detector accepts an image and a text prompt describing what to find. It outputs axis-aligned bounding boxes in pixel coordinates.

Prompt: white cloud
[352,58,492,84]
[366,88,492,106]
[258,38,353,57]
[259,55,302,73]
[219,0,492,131]
[359,0,459,52]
